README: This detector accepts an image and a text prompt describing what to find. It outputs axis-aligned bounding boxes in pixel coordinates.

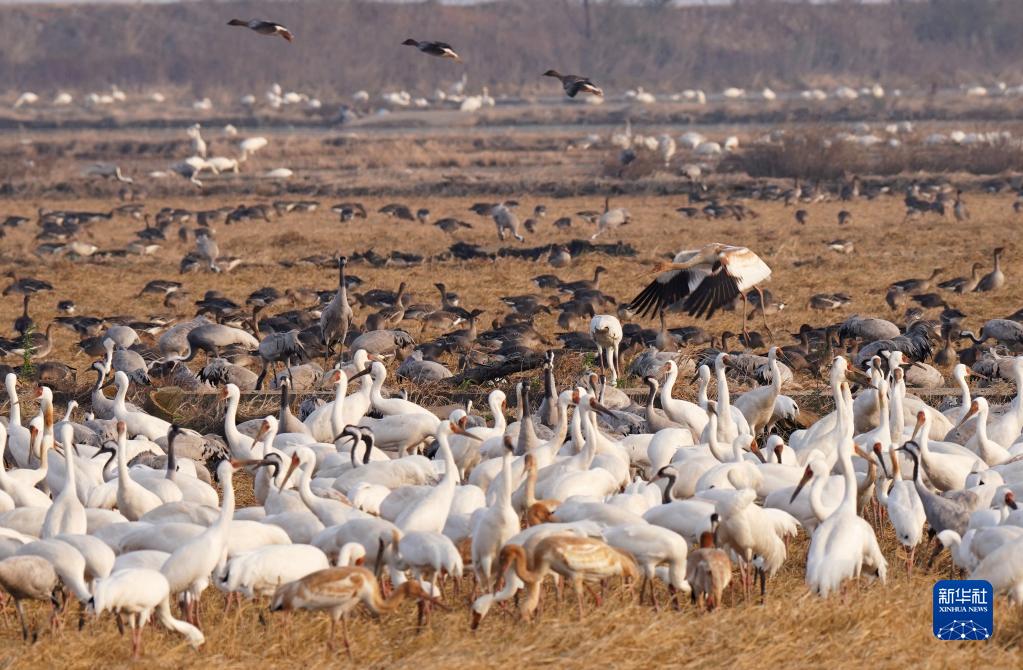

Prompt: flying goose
[402,39,462,62]
[543,70,603,98]
[227,19,294,42]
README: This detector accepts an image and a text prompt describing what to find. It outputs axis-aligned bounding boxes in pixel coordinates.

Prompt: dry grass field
[1,116,1022,667]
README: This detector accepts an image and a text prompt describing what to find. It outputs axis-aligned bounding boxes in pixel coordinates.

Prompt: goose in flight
[629,243,772,335]
[227,19,294,42]
[402,39,462,62]
[543,70,603,98]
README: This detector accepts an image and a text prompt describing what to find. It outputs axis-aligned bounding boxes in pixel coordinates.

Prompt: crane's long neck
[505,546,543,584]
[113,380,127,414]
[524,459,538,507]
[370,371,386,407]
[297,459,319,511]
[367,579,416,614]
[645,382,657,414]
[338,263,349,300]
[116,435,130,485]
[216,469,236,532]
[223,391,250,458]
[808,470,830,521]
[548,397,571,451]
[570,400,584,452]
[730,437,745,464]
[40,401,54,460]
[957,372,971,422]
[581,410,600,468]
[661,366,678,407]
[329,382,346,438]
[838,443,858,513]
[975,406,990,445]
[876,385,890,444]
[706,414,726,461]
[438,433,460,488]
[491,394,507,432]
[888,382,903,444]
[716,364,734,430]
[499,452,513,508]
[62,429,77,497]
[7,378,21,426]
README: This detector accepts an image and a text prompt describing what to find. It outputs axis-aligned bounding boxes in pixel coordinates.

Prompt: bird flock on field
[3,14,1023,662]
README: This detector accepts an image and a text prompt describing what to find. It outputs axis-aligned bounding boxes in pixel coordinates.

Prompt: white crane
[802,424,887,597]
[470,439,518,592]
[161,457,274,624]
[589,315,623,385]
[40,423,86,538]
[630,242,773,336]
[89,568,204,657]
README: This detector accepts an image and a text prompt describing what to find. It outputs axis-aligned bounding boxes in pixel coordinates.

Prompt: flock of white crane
[2,335,1023,656]
[15,80,1023,114]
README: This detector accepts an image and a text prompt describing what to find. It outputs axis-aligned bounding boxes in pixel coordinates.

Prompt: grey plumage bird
[975,247,1005,292]
[319,256,355,360]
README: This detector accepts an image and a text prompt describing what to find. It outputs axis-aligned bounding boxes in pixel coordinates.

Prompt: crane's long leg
[341,616,353,660]
[755,286,774,339]
[740,294,750,342]
[759,567,766,604]
[326,617,337,651]
[131,617,141,659]
[574,579,585,621]
[15,600,30,641]
[907,546,915,578]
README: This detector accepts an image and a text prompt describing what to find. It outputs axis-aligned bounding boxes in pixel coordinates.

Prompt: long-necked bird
[228,19,294,42]
[543,70,603,98]
[402,39,462,62]
[629,243,772,334]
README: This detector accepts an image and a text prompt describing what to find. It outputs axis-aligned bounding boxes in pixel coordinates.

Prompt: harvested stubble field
[1,120,1023,668]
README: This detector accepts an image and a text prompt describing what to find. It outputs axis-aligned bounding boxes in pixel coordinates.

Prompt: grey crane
[255,330,308,390]
[198,357,258,390]
[960,319,1023,349]
[838,315,901,344]
[319,256,355,361]
[164,323,260,363]
[898,442,978,561]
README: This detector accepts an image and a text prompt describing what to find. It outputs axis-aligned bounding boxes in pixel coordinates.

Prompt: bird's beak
[589,399,615,417]
[348,367,372,380]
[1006,493,1018,511]
[967,370,989,381]
[871,443,890,479]
[470,610,483,631]
[749,440,765,464]
[790,466,813,504]
[279,454,301,491]
[955,402,979,430]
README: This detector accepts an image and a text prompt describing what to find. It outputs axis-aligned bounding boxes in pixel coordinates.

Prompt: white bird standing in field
[801,387,887,596]
[874,444,925,575]
[471,438,519,592]
[589,314,623,384]
[629,243,772,336]
[161,458,274,624]
[89,569,204,658]
[40,423,87,538]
